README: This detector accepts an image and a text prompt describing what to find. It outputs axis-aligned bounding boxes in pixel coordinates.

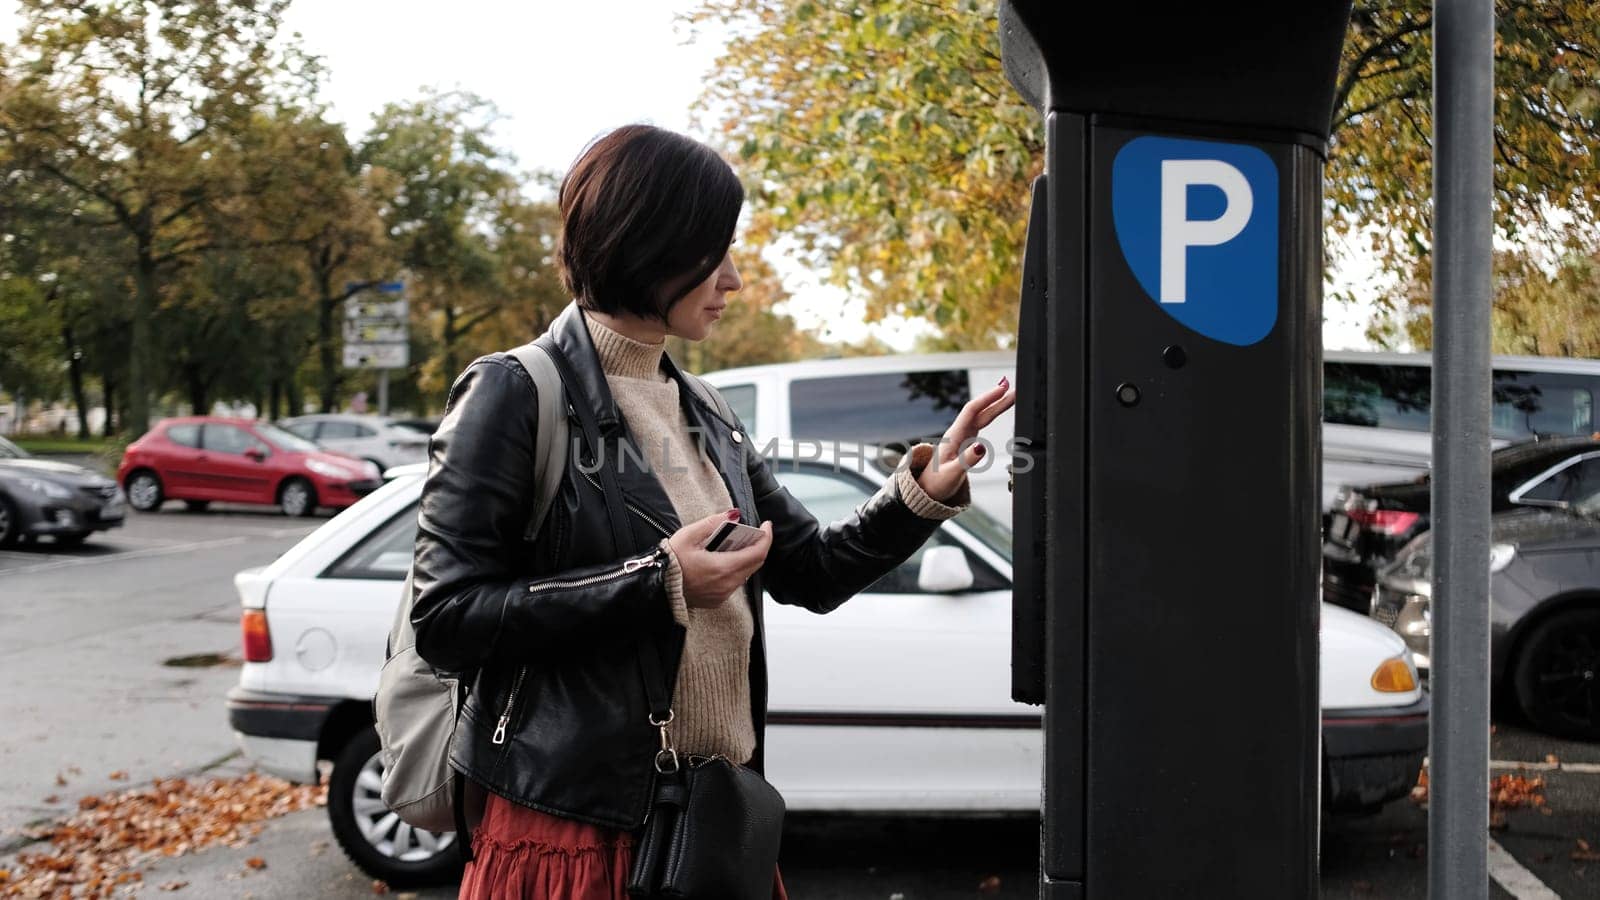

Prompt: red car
[117,417,384,517]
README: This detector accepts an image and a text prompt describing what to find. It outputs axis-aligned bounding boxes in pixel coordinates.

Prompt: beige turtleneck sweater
[582,312,970,764]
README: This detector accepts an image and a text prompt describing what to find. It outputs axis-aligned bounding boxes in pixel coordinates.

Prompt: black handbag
[547,341,785,898]
[625,656,786,898]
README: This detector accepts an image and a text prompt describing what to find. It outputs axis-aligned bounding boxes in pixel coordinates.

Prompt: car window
[255,422,321,453]
[789,371,970,449]
[318,421,362,440]
[1325,362,1599,440]
[326,504,419,579]
[1519,455,1600,505]
[282,421,318,440]
[166,424,201,448]
[0,436,26,459]
[717,384,758,434]
[773,466,1004,593]
[203,424,268,456]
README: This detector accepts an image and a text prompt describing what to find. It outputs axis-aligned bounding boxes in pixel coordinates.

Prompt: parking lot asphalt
[1,502,1597,897]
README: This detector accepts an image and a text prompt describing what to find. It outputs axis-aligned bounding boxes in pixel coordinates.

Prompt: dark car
[1322,434,1600,613]
[1373,499,1600,740]
[0,435,125,548]
[115,417,383,517]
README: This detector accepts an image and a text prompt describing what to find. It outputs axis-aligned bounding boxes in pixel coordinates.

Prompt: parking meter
[1001,4,1352,897]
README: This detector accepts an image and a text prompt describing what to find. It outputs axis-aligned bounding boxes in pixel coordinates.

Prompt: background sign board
[342,320,408,344]
[345,298,408,321]
[343,343,409,369]
[344,281,409,371]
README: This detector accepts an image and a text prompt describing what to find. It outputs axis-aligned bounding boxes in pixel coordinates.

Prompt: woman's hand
[668,510,773,609]
[917,375,1018,503]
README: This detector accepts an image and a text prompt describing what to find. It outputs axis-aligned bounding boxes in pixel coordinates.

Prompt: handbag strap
[537,330,681,771]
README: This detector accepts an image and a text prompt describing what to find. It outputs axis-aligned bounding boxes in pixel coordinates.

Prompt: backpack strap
[682,374,738,427]
[507,341,570,543]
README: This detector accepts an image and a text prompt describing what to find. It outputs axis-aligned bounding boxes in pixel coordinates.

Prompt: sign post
[343,281,409,416]
[1001,4,1352,897]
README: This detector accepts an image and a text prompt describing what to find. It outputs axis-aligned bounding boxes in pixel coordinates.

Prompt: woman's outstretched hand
[917,375,1018,503]
[668,511,773,609]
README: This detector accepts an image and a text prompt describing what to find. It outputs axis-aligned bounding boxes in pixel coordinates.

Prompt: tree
[1329,1,1600,271]
[688,0,1039,349]
[0,151,131,436]
[1375,232,1600,357]
[688,0,1600,347]
[360,91,520,395]
[0,0,321,435]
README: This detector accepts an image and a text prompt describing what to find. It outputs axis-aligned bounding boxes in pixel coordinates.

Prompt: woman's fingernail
[726,509,741,519]
[998,376,1009,388]
[974,444,986,457]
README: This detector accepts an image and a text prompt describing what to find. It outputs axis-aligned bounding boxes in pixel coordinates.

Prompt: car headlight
[305,458,352,479]
[20,477,73,500]
[1489,542,1516,573]
[1371,654,1419,693]
[1391,541,1515,579]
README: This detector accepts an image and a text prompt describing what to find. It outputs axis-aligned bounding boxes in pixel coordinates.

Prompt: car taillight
[1346,508,1420,536]
[241,609,273,662]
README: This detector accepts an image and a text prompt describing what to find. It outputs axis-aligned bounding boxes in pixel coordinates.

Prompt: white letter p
[1160,160,1253,303]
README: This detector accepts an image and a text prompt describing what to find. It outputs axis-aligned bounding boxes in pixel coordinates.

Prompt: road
[2,503,1598,897]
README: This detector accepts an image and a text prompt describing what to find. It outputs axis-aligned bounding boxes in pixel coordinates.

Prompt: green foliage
[690,0,1600,351]
[1328,0,1600,273]
[687,0,1040,350]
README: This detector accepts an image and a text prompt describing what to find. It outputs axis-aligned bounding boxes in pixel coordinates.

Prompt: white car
[227,445,1426,885]
[278,414,429,473]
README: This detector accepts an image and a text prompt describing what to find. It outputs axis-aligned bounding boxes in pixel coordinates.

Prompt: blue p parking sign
[1111,136,1279,346]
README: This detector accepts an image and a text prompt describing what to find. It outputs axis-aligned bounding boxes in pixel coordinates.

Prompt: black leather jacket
[410,301,956,830]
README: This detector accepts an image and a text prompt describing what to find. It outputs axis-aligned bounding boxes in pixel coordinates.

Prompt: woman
[410,124,1016,899]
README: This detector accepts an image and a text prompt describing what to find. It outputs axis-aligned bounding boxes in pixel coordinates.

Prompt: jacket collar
[547,300,628,429]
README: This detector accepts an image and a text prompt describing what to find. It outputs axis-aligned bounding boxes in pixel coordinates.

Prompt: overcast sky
[0,1,1374,350]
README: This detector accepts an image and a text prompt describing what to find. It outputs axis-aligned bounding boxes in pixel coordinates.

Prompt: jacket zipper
[492,667,525,746]
[494,548,668,746]
[580,470,674,538]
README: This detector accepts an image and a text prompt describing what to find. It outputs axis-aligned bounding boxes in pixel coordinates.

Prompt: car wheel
[183,500,211,513]
[0,494,18,549]
[278,478,317,518]
[1513,607,1600,741]
[326,727,460,887]
[363,458,387,476]
[125,470,164,512]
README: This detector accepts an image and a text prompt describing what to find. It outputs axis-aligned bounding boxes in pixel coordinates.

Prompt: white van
[704,349,1600,512]
[701,352,1018,519]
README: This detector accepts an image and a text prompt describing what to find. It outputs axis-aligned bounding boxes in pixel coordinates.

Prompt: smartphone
[703,520,765,552]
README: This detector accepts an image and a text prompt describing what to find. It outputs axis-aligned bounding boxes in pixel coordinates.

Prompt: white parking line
[1,536,252,576]
[1488,838,1561,899]
[1492,759,1600,774]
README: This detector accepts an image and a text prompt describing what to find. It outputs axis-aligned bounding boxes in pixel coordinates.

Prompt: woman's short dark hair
[557,125,744,321]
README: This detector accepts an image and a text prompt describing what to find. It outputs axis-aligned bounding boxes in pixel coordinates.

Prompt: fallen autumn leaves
[0,773,325,898]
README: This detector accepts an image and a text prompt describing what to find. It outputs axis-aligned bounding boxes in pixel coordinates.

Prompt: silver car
[0,436,124,548]
[277,414,429,473]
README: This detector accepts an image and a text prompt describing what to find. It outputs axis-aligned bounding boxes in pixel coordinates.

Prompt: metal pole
[1430,0,1494,897]
[378,370,390,417]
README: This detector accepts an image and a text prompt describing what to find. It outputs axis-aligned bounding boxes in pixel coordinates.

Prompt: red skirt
[459,791,787,900]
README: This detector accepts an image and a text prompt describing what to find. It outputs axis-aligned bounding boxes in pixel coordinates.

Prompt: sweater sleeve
[659,536,691,627]
[893,442,972,521]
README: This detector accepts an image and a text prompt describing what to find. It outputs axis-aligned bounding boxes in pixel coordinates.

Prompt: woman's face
[665,251,742,341]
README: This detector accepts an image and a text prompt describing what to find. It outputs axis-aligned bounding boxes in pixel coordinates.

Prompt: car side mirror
[245,447,267,462]
[917,545,975,593]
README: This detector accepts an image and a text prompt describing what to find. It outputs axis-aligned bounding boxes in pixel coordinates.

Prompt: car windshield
[0,436,27,460]
[256,422,321,453]
[953,502,1013,565]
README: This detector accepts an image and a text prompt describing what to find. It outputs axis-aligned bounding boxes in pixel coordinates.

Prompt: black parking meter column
[1000,4,1351,898]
